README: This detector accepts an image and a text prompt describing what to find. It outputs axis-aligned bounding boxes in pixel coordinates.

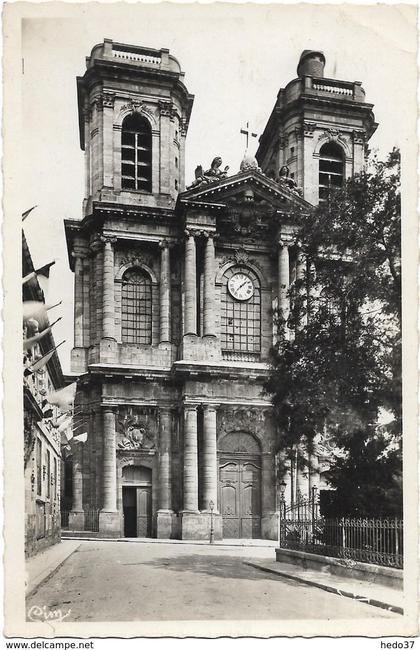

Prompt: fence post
[395,517,399,557]
[341,517,346,550]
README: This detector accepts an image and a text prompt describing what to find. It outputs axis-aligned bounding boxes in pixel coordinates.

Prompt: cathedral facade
[64,41,376,539]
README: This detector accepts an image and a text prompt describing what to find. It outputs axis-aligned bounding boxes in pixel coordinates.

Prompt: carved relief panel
[116,407,158,451]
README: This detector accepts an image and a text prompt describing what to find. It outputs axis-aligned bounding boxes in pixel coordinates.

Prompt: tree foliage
[266,149,402,517]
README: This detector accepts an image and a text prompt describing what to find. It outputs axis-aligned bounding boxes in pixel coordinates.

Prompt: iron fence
[60,509,100,533]
[84,509,100,532]
[60,510,69,529]
[279,493,403,569]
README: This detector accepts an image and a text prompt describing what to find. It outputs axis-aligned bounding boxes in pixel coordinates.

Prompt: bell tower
[256,50,377,204]
[77,39,194,215]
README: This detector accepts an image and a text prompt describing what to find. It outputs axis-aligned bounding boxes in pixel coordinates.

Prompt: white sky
[17,3,417,373]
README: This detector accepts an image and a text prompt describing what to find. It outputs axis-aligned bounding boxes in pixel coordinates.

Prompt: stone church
[63,41,376,539]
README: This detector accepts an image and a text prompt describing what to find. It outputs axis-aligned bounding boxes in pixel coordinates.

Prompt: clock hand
[237,280,248,290]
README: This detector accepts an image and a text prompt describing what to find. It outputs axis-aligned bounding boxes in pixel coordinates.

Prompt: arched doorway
[122,465,152,537]
[218,432,262,539]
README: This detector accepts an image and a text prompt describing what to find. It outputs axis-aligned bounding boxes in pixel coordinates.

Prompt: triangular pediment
[179,169,313,212]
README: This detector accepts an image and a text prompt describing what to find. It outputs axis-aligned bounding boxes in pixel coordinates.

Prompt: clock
[228,272,254,301]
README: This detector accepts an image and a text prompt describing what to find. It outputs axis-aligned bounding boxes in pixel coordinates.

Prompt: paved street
[26,541,397,622]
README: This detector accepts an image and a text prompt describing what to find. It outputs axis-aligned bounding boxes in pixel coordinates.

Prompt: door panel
[123,487,137,537]
[136,486,151,537]
[220,457,261,539]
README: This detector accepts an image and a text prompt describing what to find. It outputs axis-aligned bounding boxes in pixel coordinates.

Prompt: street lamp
[209,499,215,544]
[278,480,287,546]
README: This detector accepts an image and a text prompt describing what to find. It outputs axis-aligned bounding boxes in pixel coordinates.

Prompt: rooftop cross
[240,122,258,150]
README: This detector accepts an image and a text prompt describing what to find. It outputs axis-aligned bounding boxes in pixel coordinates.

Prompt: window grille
[121,114,152,192]
[220,266,261,355]
[319,142,344,203]
[121,268,152,345]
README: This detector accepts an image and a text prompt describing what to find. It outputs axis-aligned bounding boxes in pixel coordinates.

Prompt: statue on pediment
[277,165,302,195]
[187,156,229,189]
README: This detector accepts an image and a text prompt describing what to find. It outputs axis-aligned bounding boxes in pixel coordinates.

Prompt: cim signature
[28,605,71,623]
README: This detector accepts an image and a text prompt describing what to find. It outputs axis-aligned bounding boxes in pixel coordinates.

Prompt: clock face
[228,273,254,301]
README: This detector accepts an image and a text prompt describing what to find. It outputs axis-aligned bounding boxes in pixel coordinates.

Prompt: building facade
[64,42,376,539]
[23,233,64,556]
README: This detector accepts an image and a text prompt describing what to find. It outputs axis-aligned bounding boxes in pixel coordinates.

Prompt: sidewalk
[245,559,404,615]
[62,533,278,548]
[26,539,81,596]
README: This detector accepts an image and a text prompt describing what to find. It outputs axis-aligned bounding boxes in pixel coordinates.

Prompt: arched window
[221,266,261,358]
[121,114,152,192]
[121,268,152,344]
[319,142,344,203]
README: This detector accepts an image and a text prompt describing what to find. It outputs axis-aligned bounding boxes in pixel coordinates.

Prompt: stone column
[157,407,173,538]
[159,101,172,195]
[159,241,171,343]
[202,405,218,510]
[203,233,216,337]
[68,443,84,530]
[184,231,197,336]
[278,239,290,333]
[101,408,117,512]
[159,408,172,510]
[99,408,120,536]
[72,253,84,348]
[100,236,117,340]
[82,257,91,347]
[101,92,115,189]
[183,405,198,511]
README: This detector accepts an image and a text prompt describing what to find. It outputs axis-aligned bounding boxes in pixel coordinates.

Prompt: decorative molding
[119,99,157,126]
[279,133,289,149]
[352,129,366,145]
[158,100,176,119]
[218,407,274,453]
[116,407,157,451]
[118,253,155,270]
[100,235,117,246]
[303,121,317,138]
[180,118,189,137]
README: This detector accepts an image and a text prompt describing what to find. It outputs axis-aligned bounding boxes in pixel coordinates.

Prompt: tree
[266,149,402,516]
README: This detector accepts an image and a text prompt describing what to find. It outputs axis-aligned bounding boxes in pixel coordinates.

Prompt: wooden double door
[123,486,152,537]
[219,456,261,538]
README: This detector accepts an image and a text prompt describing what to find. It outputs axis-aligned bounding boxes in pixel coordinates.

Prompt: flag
[47,382,77,410]
[23,318,61,351]
[23,300,62,325]
[73,432,88,443]
[57,415,72,433]
[24,341,65,375]
[23,261,55,285]
[61,429,73,445]
[22,205,37,222]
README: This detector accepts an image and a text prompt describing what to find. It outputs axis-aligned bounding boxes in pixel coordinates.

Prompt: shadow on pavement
[136,553,306,585]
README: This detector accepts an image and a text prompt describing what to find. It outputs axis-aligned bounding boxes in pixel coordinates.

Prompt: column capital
[183,403,198,413]
[100,235,117,246]
[159,405,173,415]
[278,236,294,248]
[202,229,217,240]
[102,405,116,414]
[202,403,219,413]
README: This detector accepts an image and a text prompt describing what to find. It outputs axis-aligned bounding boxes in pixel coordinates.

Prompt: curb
[244,561,404,616]
[61,536,277,549]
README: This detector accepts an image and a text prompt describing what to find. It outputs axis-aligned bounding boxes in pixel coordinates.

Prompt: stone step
[61,530,98,539]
